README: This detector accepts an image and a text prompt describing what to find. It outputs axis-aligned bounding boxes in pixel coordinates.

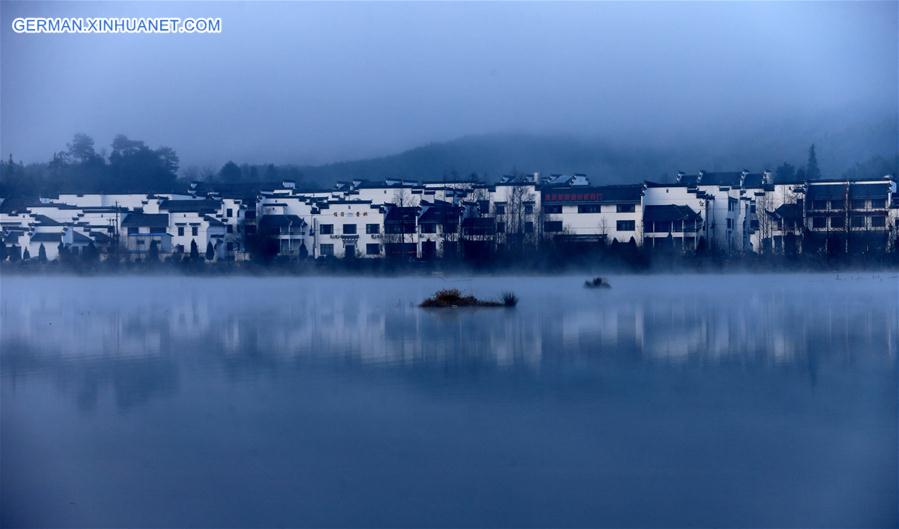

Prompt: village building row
[1,171,896,261]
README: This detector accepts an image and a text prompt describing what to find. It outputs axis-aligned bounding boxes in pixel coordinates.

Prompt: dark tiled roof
[421,178,479,185]
[643,205,701,223]
[742,173,766,188]
[327,200,374,205]
[689,172,744,187]
[30,232,62,243]
[644,181,686,188]
[81,206,127,213]
[203,216,226,227]
[419,203,461,223]
[806,183,848,201]
[772,203,803,220]
[595,184,644,202]
[355,180,421,190]
[31,214,63,226]
[385,206,420,222]
[121,213,168,228]
[541,174,591,187]
[72,231,93,244]
[848,183,890,200]
[0,197,40,214]
[160,199,221,213]
[190,181,284,199]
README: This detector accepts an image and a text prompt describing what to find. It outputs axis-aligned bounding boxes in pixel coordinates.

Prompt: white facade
[540,185,645,245]
[310,201,384,258]
[4,173,896,263]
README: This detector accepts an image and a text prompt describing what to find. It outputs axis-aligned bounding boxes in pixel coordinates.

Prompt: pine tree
[189,239,199,260]
[205,241,215,261]
[806,144,821,180]
[23,248,31,260]
[38,243,47,262]
[775,162,796,183]
[0,240,6,262]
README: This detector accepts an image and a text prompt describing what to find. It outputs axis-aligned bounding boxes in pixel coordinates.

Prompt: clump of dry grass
[420,288,517,308]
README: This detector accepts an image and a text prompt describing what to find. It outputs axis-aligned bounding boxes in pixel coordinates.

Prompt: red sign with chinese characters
[541,190,604,204]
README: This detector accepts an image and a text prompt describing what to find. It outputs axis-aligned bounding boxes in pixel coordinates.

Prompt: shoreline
[3,258,899,278]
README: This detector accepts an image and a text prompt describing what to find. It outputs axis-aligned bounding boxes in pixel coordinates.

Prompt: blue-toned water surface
[1,274,896,527]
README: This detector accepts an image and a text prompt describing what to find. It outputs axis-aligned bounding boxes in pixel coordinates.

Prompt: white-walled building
[121,213,171,259]
[3,171,897,263]
[310,200,385,258]
[673,171,770,253]
[540,184,645,246]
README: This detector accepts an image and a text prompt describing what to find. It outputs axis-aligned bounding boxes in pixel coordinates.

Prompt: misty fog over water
[1,274,896,527]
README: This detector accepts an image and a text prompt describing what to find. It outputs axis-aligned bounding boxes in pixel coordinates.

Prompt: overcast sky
[1,1,896,169]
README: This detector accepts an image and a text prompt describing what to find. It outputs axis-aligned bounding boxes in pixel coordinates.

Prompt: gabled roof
[121,213,168,228]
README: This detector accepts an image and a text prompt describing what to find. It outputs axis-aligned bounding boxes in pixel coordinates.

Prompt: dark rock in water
[420,289,517,308]
[584,277,611,289]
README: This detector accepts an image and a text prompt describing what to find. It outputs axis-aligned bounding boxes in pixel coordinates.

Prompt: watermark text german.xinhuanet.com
[12,17,221,34]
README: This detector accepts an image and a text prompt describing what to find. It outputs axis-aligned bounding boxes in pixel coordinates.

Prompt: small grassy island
[584,277,612,289]
[420,289,518,308]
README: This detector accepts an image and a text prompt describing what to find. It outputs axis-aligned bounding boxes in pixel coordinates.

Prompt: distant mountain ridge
[289,117,896,187]
[292,133,675,186]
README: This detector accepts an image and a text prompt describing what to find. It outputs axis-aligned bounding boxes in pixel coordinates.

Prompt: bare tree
[393,188,410,207]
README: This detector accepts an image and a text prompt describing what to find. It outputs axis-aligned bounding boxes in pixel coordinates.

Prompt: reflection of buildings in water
[636,291,812,363]
[217,291,546,370]
[2,278,897,411]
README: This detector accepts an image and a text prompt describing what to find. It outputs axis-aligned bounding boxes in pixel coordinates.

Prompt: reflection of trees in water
[1,277,896,410]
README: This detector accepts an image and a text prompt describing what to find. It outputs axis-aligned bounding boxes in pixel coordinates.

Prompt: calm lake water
[1,274,897,528]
